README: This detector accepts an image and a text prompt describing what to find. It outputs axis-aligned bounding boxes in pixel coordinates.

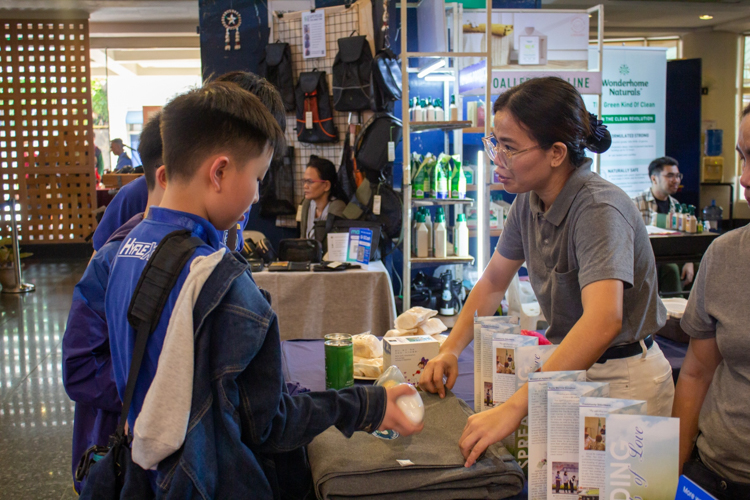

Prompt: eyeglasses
[482,135,540,168]
[661,173,683,181]
[302,179,327,187]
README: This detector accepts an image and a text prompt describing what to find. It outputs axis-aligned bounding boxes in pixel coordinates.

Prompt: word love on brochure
[605,414,679,500]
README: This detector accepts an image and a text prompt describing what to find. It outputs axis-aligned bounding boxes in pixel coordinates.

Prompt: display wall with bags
[268,1,375,230]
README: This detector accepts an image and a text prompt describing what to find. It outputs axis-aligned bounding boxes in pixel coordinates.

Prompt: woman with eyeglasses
[299,155,346,239]
[419,77,674,467]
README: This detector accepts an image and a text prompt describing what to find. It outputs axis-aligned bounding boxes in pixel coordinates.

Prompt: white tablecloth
[253,261,397,341]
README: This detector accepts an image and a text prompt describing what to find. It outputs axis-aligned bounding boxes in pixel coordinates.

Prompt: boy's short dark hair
[161,82,286,183]
[215,71,286,133]
[138,112,163,191]
[648,156,679,178]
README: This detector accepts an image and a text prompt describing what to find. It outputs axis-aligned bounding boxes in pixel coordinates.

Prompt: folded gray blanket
[307,391,525,500]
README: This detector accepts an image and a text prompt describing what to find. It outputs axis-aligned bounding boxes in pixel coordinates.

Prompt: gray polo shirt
[497,159,666,345]
[681,224,750,482]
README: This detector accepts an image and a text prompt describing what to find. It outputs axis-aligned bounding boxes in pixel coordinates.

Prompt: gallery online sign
[458,60,603,96]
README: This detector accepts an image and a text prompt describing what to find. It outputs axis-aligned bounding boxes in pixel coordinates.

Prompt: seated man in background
[110,138,132,171]
[632,156,694,295]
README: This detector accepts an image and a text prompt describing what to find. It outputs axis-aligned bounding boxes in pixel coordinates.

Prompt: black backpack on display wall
[259,42,296,112]
[370,48,402,112]
[296,70,339,143]
[332,34,373,112]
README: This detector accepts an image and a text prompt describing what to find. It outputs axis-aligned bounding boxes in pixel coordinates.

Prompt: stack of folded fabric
[307,391,524,500]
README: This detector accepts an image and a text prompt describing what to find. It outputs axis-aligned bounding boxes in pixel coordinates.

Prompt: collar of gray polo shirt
[529,158,594,227]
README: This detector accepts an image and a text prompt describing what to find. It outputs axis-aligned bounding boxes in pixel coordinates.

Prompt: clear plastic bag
[375,365,406,389]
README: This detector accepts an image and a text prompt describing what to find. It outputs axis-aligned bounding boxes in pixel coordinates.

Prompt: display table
[254,261,397,341]
[649,231,718,265]
[101,173,142,189]
[96,187,116,208]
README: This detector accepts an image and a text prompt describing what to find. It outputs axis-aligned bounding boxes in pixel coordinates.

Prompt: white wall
[105,74,202,167]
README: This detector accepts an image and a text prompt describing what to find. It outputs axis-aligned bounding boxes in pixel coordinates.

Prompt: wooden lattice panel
[0,18,96,243]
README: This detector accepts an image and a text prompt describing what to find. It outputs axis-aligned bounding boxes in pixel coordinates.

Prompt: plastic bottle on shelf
[424,208,434,257]
[477,100,485,127]
[413,99,423,122]
[702,199,722,233]
[434,208,447,258]
[415,212,429,258]
[687,205,698,233]
[435,98,445,121]
[450,155,467,200]
[671,204,680,230]
[454,213,469,257]
[450,95,458,121]
[408,98,415,122]
[435,162,449,199]
[425,98,435,122]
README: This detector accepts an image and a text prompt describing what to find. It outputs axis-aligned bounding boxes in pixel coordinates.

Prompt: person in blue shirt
[62,112,167,493]
[92,72,282,253]
[104,82,422,497]
[110,138,132,171]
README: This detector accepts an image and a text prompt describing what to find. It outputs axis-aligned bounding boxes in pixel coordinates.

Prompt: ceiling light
[699,15,713,20]
[417,59,446,79]
[424,74,455,82]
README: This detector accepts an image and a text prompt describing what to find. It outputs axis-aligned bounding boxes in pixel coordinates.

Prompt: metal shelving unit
[400,0,493,310]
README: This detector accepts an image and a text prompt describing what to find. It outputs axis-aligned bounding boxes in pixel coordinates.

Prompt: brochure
[527,371,586,500]
[578,397,647,499]
[509,345,558,476]
[547,381,609,500]
[675,475,718,500]
[604,414,680,500]
[491,333,538,407]
[472,316,520,413]
[347,228,372,264]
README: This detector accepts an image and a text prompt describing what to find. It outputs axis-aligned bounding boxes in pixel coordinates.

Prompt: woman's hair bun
[585,113,612,154]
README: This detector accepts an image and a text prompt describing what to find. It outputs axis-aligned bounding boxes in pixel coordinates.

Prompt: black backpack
[332,35,373,112]
[259,42,296,112]
[296,70,339,144]
[354,112,401,173]
[370,48,402,112]
[258,146,296,218]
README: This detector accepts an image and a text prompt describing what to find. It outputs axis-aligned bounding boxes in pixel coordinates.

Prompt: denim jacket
[153,251,386,499]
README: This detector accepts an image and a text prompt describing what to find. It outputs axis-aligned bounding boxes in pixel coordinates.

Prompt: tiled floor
[0,258,88,500]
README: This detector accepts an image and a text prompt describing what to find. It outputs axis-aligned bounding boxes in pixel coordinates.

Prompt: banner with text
[584,47,667,197]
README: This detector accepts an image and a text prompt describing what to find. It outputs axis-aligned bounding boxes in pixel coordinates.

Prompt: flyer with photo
[527,371,586,500]
[510,344,558,476]
[547,381,609,500]
[472,316,520,413]
[578,397,647,500]
[491,334,538,407]
[604,414,680,500]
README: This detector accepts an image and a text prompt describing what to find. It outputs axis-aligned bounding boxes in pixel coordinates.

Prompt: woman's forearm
[673,372,711,471]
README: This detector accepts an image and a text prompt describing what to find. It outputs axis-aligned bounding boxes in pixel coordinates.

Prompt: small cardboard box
[383,336,441,385]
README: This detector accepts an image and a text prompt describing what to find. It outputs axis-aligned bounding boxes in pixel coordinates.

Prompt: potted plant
[0,238,32,290]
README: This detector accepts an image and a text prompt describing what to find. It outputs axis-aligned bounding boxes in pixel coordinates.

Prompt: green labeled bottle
[450,155,467,199]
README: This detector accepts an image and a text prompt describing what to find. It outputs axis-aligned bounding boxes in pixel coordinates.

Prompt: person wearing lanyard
[299,155,346,239]
[419,77,674,467]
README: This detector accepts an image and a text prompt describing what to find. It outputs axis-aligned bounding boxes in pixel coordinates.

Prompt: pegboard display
[0,19,96,243]
[271,1,373,227]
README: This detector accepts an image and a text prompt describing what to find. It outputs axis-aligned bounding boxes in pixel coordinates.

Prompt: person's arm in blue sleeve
[92,177,149,251]
[235,316,386,454]
[62,244,122,413]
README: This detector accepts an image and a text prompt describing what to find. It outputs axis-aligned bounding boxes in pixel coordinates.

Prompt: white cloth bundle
[384,328,419,338]
[417,317,448,336]
[352,333,382,358]
[394,307,438,331]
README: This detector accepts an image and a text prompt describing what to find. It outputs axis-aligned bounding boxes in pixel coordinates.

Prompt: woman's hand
[419,351,459,398]
[379,384,425,436]
[459,397,526,468]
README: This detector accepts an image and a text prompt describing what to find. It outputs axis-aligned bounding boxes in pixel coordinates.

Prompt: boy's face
[207,147,272,231]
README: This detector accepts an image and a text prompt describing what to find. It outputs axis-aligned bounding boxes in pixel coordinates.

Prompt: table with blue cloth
[281,336,687,499]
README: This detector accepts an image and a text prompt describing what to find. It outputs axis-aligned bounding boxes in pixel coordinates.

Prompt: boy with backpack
[63,111,167,493]
[104,82,421,498]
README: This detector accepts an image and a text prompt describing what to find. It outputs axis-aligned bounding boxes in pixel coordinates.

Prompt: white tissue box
[383,336,441,386]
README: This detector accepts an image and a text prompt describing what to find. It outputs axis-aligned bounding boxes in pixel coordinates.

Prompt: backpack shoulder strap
[115,229,205,439]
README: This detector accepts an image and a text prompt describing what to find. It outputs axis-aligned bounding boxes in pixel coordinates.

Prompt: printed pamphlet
[547,381,609,500]
[578,397,647,499]
[604,414,680,500]
[527,371,586,500]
